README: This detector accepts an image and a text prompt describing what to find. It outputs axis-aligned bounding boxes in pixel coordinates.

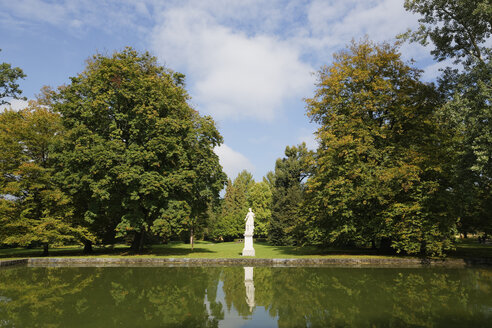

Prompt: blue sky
[0,0,442,182]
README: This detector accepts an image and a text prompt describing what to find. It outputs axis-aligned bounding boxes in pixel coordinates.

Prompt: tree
[247,181,272,238]
[402,0,492,236]
[0,49,26,105]
[304,40,454,256]
[0,99,93,255]
[53,48,225,252]
[402,0,491,66]
[268,143,310,246]
[209,171,254,241]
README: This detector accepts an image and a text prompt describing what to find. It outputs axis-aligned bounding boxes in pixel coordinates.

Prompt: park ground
[0,238,491,260]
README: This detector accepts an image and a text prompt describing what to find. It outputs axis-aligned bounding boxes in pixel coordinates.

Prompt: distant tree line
[0,0,490,256]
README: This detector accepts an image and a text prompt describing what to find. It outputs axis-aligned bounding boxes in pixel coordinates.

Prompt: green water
[0,266,491,327]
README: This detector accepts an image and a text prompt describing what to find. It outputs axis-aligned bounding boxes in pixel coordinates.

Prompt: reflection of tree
[266,268,492,327]
[1,266,491,327]
[221,267,251,317]
[218,267,492,327]
[0,267,98,328]
[0,267,222,328]
[206,267,224,322]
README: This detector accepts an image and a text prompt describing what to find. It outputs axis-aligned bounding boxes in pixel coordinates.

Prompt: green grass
[449,238,492,259]
[0,241,389,259]
[1,238,490,260]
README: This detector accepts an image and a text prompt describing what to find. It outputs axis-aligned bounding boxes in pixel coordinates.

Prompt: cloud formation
[0,99,29,112]
[149,0,428,121]
[0,0,155,34]
[214,144,255,180]
[151,5,313,121]
[1,0,433,122]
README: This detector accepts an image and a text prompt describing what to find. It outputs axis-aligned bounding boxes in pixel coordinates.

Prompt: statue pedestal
[242,233,255,256]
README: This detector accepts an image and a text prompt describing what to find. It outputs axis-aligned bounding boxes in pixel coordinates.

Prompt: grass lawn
[449,238,492,259]
[0,241,387,259]
[1,238,490,259]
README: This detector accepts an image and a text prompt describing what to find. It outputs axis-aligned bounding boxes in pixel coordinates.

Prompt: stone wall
[1,257,491,268]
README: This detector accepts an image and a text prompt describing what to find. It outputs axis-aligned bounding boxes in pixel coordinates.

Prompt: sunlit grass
[1,238,490,259]
[0,241,386,259]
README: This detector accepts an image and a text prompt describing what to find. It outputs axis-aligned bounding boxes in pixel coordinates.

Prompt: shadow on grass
[147,246,216,257]
[255,242,380,257]
[448,239,492,259]
[0,244,216,258]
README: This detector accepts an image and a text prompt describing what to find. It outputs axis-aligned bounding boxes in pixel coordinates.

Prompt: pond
[0,265,491,327]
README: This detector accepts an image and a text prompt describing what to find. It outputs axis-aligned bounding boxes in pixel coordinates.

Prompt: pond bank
[2,256,492,267]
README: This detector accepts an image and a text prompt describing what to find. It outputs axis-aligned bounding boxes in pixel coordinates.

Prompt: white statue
[244,208,255,235]
[242,208,255,256]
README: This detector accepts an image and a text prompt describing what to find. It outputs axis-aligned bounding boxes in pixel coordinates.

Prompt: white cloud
[299,133,319,151]
[214,144,255,179]
[0,0,158,34]
[0,99,29,112]
[301,0,420,62]
[151,6,313,121]
[421,60,452,82]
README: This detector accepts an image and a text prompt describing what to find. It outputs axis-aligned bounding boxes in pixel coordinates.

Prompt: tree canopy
[268,143,310,246]
[0,99,93,255]
[402,0,491,66]
[403,0,492,237]
[303,40,454,256]
[52,48,225,251]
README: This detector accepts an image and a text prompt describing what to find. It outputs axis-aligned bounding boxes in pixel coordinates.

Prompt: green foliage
[268,143,310,246]
[402,0,491,66]
[0,49,26,105]
[209,171,254,241]
[403,0,492,236]
[0,101,94,254]
[52,48,225,251]
[303,40,454,256]
[441,62,492,235]
[247,181,272,238]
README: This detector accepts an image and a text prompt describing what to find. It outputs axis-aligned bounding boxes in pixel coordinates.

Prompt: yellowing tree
[0,99,94,255]
[304,40,454,256]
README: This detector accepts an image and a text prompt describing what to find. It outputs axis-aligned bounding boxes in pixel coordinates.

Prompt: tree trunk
[83,240,93,254]
[131,232,142,252]
[138,230,145,252]
[190,226,194,251]
[379,237,393,254]
[43,243,49,257]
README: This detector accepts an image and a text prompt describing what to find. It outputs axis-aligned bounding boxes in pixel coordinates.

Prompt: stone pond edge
[1,257,492,267]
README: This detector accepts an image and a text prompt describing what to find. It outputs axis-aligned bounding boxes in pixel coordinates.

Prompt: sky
[0,0,441,182]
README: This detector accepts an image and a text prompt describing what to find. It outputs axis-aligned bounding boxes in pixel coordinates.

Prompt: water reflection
[244,267,255,312]
[0,266,491,327]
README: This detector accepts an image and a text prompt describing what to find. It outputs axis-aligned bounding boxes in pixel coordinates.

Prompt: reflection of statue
[245,208,255,235]
[242,209,255,256]
[244,267,255,312]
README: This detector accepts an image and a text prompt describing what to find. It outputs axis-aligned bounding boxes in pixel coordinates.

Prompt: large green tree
[0,100,93,255]
[53,48,225,252]
[268,143,310,246]
[304,40,454,256]
[403,0,492,236]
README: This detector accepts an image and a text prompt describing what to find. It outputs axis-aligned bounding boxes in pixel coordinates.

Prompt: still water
[0,265,491,327]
